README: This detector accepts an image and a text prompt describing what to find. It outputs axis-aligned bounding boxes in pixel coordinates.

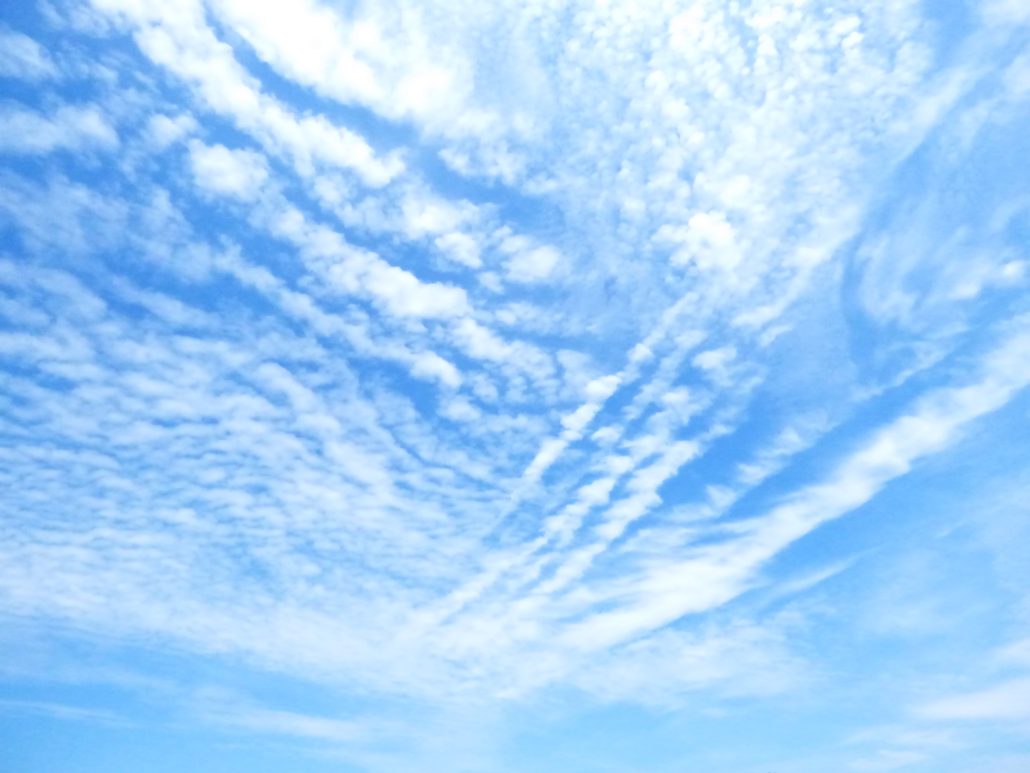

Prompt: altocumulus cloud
[1,1,1029,772]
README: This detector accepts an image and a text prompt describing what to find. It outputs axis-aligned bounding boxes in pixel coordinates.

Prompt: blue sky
[1,1,1029,771]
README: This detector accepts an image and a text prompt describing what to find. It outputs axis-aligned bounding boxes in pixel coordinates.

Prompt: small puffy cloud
[452,318,514,362]
[584,374,621,402]
[628,342,654,363]
[361,262,469,319]
[561,402,601,433]
[434,232,481,268]
[188,140,268,200]
[693,346,736,376]
[440,397,481,423]
[0,104,117,154]
[275,111,403,186]
[411,351,462,387]
[505,243,561,283]
[662,211,741,270]
[146,113,198,149]
[401,195,473,238]
[0,28,58,80]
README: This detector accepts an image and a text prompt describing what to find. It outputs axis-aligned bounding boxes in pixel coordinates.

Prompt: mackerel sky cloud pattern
[1,1,1029,771]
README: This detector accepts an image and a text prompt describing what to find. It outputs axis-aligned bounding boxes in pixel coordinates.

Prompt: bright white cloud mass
[0,2,1028,772]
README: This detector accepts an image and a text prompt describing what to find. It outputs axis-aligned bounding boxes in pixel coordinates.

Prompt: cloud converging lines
[1,1,1029,771]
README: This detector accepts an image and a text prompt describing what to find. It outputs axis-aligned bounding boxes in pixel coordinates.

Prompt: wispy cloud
[0,103,117,154]
[0,27,59,80]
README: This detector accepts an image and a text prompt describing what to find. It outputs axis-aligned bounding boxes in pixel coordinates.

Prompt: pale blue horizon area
[1,1,1029,771]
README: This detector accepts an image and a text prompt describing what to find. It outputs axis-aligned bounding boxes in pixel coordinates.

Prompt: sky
[0,0,1029,771]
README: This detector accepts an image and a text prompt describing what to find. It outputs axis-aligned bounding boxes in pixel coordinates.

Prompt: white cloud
[2,2,1028,765]
[549,323,1030,652]
[146,113,197,148]
[998,638,1030,668]
[204,0,518,150]
[193,690,371,744]
[918,678,1030,721]
[410,351,462,388]
[661,211,742,270]
[0,28,58,80]
[258,198,472,321]
[0,698,126,725]
[94,0,403,187]
[505,244,561,283]
[982,0,1030,26]
[570,617,806,706]
[434,232,481,269]
[361,261,469,319]
[0,104,117,154]
[188,140,269,200]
